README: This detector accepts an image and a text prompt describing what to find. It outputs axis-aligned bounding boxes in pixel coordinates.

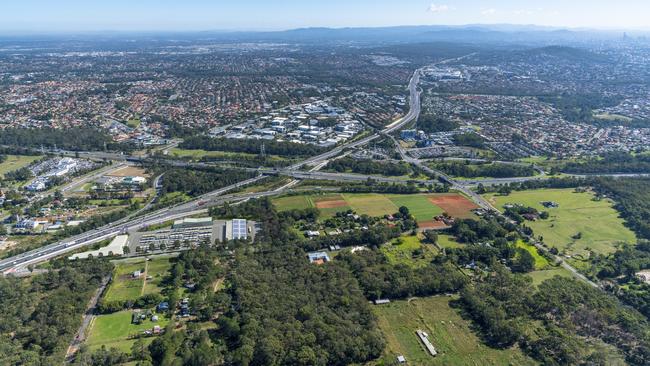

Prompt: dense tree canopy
[0,260,113,366]
[416,114,459,133]
[179,136,328,157]
[159,167,257,197]
[326,157,411,176]
[433,161,536,178]
[459,266,650,365]
[219,247,384,366]
[0,127,133,152]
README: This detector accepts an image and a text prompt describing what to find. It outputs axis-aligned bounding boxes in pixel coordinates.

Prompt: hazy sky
[2,0,649,32]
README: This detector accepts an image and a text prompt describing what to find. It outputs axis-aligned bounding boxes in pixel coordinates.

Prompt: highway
[287,67,423,170]
[0,175,266,273]
[0,63,429,274]
[1,52,623,286]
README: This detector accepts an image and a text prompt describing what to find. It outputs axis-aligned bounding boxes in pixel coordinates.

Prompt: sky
[1,0,649,33]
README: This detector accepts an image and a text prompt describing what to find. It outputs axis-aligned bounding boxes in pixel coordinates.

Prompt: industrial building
[127,217,257,254]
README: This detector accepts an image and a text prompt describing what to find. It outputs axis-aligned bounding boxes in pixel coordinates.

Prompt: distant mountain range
[0,24,645,47]
[186,25,634,45]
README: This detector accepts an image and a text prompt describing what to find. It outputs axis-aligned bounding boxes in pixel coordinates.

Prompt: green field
[485,188,636,257]
[516,241,549,270]
[104,257,173,300]
[387,195,444,222]
[343,193,399,217]
[0,155,41,177]
[372,296,535,365]
[86,310,169,353]
[170,147,288,162]
[381,235,438,268]
[526,268,573,287]
[436,235,465,249]
[104,260,147,302]
[142,257,173,296]
[272,195,314,211]
[273,193,459,223]
[594,113,633,122]
[126,117,142,129]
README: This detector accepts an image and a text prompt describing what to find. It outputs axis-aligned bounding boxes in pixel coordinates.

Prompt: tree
[130,338,151,362]
[423,230,438,244]
[511,248,535,273]
[122,246,130,255]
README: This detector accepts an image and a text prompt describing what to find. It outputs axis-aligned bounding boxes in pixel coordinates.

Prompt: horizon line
[0,23,648,37]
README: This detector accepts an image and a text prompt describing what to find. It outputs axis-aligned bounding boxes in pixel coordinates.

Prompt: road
[0,53,614,289]
[0,55,534,274]
[65,275,111,361]
[0,175,266,274]
[59,162,130,195]
[455,172,650,186]
[287,67,424,171]
[0,62,425,274]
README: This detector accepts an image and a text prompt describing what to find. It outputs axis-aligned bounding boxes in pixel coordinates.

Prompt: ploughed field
[273,192,478,226]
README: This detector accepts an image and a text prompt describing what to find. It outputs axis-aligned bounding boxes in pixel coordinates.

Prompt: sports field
[485,188,636,257]
[86,310,169,352]
[372,296,535,365]
[0,155,41,177]
[273,193,476,224]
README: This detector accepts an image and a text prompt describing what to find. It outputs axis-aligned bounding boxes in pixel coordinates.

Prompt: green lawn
[0,155,41,177]
[526,268,573,287]
[485,188,636,257]
[388,194,444,222]
[436,234,464,249]
[516,241,549,270]
[157,192,191,206]
[86,311,168,353]
[343,193,399,217]
[170,148,288,162]
[126,118,141,129]
[381,235,437,268]
[272,195,314,211]
[104,261,147,302]
[142,257,173,296]
[372,296,535,365]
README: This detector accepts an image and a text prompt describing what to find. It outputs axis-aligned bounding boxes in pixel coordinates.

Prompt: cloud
[481,8,497,16]
[513,9,534,16]
[428,4,450,14]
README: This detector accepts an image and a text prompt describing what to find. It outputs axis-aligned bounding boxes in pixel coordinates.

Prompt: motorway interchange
[0,57,626,288]
[0,65,426,274]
